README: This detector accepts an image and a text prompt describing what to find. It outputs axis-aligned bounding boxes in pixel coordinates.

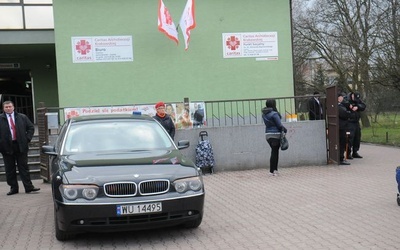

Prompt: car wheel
[54,208,75,241]
[397,195,400,206]
[183,213,203,228]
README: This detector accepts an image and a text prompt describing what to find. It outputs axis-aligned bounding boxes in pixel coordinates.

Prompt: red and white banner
[158,0,179,44]
[179,0,196,50]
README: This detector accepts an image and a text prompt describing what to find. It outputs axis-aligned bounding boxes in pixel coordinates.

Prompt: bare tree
[292,0,394,127]
[370,0,400,93]
[292,0,315,95]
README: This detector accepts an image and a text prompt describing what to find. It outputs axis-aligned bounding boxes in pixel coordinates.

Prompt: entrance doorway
[0,69,34,122]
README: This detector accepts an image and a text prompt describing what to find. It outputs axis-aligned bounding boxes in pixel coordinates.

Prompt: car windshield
[62,119,173,154]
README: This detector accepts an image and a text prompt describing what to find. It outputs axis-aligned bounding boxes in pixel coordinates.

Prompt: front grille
[139,180,170,195]
[104,182,137,197]
[103,180,169,197]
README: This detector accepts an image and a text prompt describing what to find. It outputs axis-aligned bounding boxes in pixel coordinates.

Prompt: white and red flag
[158,0,179,45]
[179,0,196,50]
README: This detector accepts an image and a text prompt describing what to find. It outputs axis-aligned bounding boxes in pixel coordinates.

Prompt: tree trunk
[360,111,370,128]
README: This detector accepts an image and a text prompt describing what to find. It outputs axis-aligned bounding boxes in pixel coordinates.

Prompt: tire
[397,195,400,206]
[54,208,75,241]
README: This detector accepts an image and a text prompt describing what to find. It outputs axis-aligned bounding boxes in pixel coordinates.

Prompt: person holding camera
[346,92,366,159]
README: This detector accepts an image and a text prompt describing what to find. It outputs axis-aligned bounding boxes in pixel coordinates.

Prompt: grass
[361,112,400,147]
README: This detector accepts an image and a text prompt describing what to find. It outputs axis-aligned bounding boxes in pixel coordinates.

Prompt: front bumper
[55,194,205,233]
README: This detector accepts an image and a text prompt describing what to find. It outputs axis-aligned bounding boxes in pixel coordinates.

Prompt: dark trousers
[348,122,361,154]
[267,138,280,173]
[353,125,361,153]
[2,141,34,191]
[339,129,347,162]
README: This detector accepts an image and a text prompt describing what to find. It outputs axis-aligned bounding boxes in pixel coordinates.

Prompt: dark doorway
[0,69,34,122]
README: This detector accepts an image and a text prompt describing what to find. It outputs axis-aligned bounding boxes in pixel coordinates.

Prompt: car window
[55,120,69,151]
[62,120,173,154]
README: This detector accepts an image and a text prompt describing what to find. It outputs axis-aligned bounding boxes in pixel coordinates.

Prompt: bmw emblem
[133,174,139,178]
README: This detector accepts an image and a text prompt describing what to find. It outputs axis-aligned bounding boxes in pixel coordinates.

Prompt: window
[0,6,23,29]
[25,6,54,29]
[63,120,173,154]
[0,0,53,30]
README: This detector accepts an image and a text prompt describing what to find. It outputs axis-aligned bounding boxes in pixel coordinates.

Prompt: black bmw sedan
[42,114,204,241]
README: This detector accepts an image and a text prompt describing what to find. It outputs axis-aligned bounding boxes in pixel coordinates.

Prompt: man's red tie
[8,114,17,140]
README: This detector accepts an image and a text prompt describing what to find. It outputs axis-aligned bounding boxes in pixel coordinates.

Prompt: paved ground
[1,143,400,250]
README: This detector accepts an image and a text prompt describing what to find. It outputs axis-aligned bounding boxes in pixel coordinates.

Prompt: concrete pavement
[1,143,400,249]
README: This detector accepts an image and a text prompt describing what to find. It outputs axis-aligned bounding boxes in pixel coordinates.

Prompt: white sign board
[64,105,151,120]
[222,32,278,59]
[72,36,133,63]
[64,102,207,129]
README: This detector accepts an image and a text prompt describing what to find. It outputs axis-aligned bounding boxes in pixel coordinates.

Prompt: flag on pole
[158,0,179,44]
[179,0,196,50]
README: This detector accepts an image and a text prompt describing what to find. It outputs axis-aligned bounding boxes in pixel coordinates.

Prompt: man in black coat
[346,92,366,158]
[308,91,324,120]
[0,101,40,195]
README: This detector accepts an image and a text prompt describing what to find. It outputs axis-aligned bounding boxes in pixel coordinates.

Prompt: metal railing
[37,95,324,131]
[202,95,324,127]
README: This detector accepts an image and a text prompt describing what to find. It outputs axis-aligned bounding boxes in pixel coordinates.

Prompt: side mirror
[177,140,190,150]
[42,145,57,156]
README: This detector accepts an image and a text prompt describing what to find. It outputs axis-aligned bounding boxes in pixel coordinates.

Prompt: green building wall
[53,0,294,108]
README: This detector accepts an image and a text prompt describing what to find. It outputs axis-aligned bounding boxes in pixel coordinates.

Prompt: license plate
[117,202,162,216]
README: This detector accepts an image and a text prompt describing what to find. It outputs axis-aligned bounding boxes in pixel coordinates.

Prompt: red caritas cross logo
[226,36,240,51]
[75,40,91,55]
[66,110,80,119]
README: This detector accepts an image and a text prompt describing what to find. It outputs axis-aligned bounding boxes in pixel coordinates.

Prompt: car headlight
[59,184,99,200]
[173,177,203,193]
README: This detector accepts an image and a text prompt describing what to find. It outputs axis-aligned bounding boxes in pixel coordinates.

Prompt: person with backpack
[262,99,287,176]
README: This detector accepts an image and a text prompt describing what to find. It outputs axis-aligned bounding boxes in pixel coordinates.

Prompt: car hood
[60,149,198,184]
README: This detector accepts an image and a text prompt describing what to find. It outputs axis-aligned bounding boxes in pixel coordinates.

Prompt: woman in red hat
[153,101,175,140]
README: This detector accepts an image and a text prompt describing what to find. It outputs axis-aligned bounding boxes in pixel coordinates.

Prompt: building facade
[0,0,294,122]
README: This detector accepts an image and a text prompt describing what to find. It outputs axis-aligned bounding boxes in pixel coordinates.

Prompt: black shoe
[347,155,353,160]
[352,153,363,158]
[7,189,19,195]
[340,161,351,165]
[25,187,40,193]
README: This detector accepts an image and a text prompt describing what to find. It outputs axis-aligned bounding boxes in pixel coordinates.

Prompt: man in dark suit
[0,101,40,195]
[308,91,324,120]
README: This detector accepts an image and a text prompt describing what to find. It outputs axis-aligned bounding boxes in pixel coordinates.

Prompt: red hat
[155,101,165,109]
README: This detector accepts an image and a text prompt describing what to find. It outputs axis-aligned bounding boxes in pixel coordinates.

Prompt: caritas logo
[225,36,241,51]
[75,40,92,55]
[66,110,80,119]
